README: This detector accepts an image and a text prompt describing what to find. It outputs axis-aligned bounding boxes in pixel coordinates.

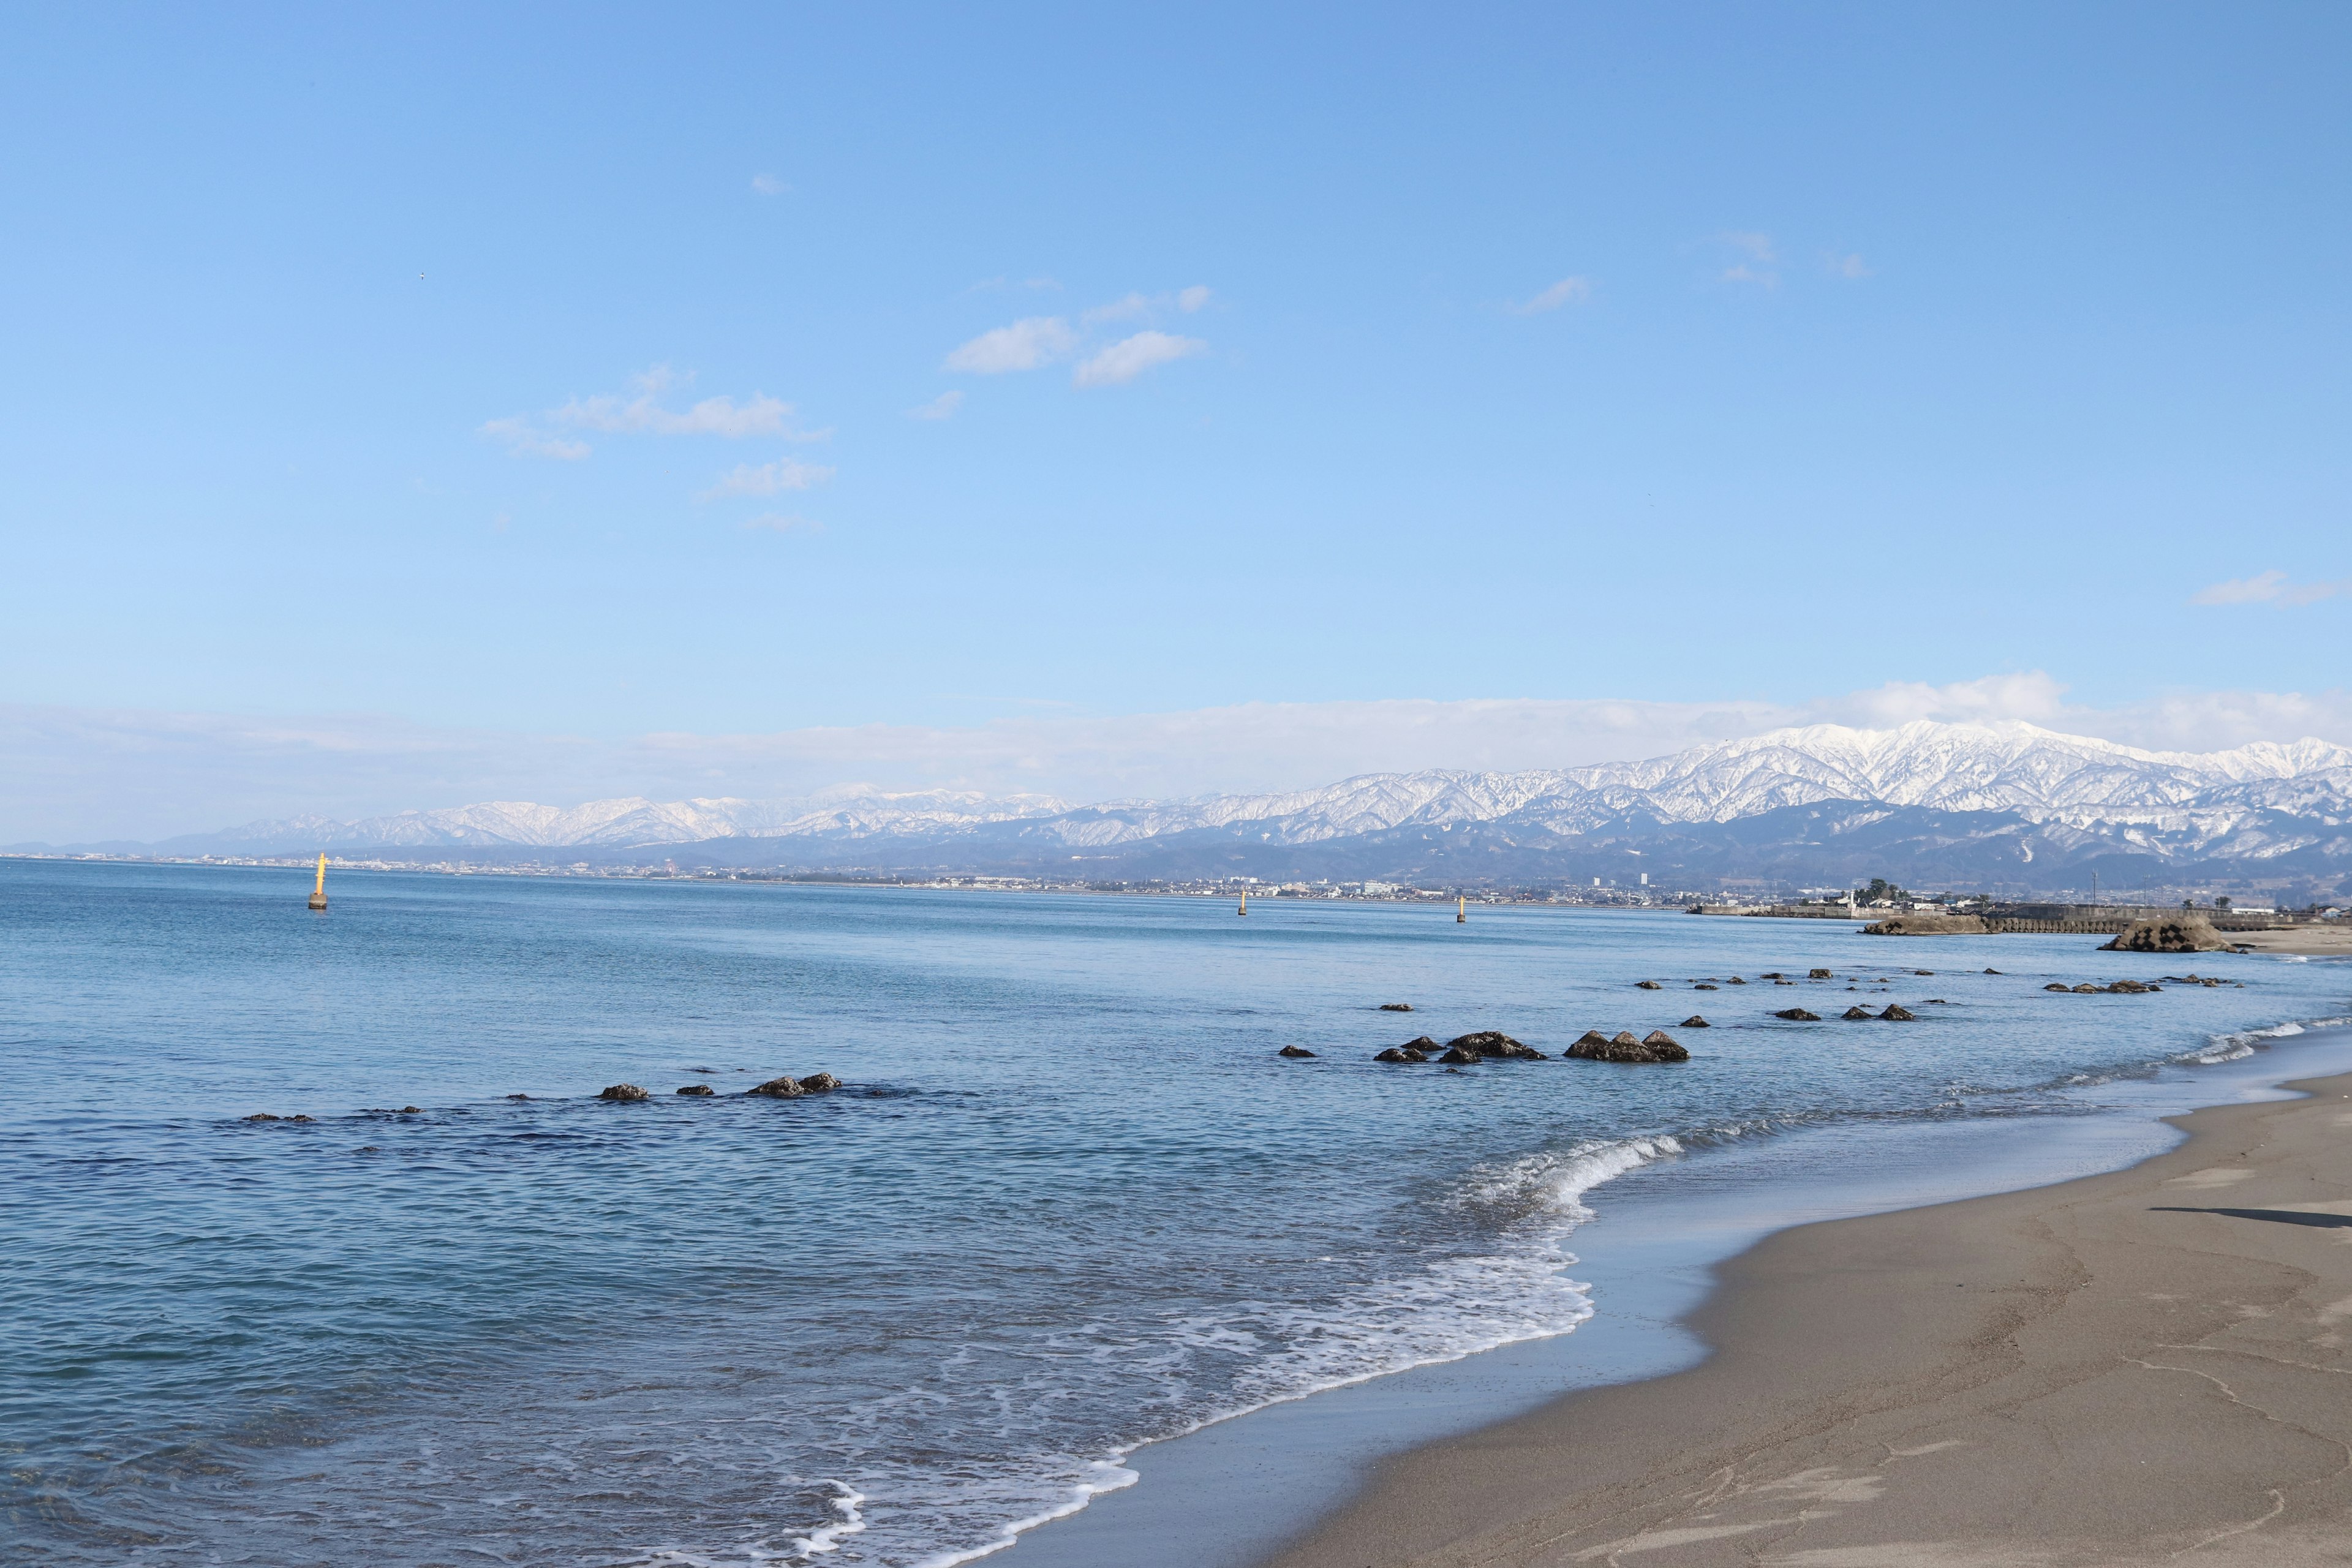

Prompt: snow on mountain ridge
[188,720,2352,853]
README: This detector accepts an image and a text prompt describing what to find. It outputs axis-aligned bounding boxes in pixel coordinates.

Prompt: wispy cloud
[909,390,963,420]
[1178,285,1211,312]
[478,417,590,461]
[743,513,823,534]
[1510,276,1592,314]
[1073,331,1207,387]
[750,173,789,196]
[1082,292,1154,325]
[483,367,821,458]
[1719,231,1779,287]
[944,317,1080,374]
[2194,570,2350,607]
[1824,251,1872,279]
[697,458,835,500]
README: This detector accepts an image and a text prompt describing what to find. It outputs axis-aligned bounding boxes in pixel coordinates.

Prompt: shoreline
[1255,1063,2352,1568]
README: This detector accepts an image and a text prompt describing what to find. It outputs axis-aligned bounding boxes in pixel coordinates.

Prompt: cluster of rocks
[1839,1004,1919,1021]
[597,1074,843,1102]
[2100,915,2231,954]
[1567,1029,1689,1063]
[1357,1028,1688,1065]
[241,1112,318,1123]
[2042,980,2161,995]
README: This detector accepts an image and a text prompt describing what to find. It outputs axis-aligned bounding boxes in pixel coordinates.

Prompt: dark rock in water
[1759,972,1784,980]
[1374,1046,1428,1063]
[1635,980,1663,990]
[1842,1005,1875,1020]
[1681,1015,1711,1028]
[1379,1003,1414,1012]
[399,1106,423,1115]
[1879,1004,1918,1022]
[288,1114,315,1123]
[2071,983,2101,994]
[799,1073,843,1092]
[1809,968,1833,979]
[2106,978,2153,994]
[1985,968,2003,974]
[1927,999,1949,1005]
[1278,1044,1317,1058]
[243,1112,281,1121]
[505,1093,532,1101]
[1773,979,1795,986]
[1915,970,1934,976]
[1773,1007,1822,1021]
[676,1084,716,1096]
[597,1084,650,1102]
[747,1076,807,1098]
[1568,1030,1686,1063]
[1437,1045,1482,1065]
[1726,976,1747,984]
[1446,1031,1544,1060]
[1401,1035,1439,1051]
[1693,983,1718,992]
[2045,982,2071,992]
[2101,915,2231,954]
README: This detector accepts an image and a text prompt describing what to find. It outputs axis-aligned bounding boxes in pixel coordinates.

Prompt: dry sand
[1261,1070,2352,1568]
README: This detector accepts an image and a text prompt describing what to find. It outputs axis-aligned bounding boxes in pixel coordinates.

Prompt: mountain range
[26,721,2352,899]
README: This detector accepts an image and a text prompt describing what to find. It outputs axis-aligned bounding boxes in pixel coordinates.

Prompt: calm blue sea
[3,859,2346,1566]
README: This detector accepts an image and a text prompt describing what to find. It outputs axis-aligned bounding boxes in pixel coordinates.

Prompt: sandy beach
[1263,1066,2352,1568]
[2236,924,2352,957]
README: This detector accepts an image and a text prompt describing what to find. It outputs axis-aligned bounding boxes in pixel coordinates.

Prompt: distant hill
[31,721,2352,898]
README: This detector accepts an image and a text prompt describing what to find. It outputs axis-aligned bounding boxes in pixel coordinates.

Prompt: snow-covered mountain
[121,720,2352,891]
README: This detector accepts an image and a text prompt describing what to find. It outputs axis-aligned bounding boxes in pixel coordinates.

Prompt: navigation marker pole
[1238,890,1248,917]
[1457,895,1466,924]
[308,853,328,911]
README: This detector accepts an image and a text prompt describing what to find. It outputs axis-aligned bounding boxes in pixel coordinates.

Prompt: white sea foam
[911,1463,1137,1568]
[2179,1016,2352,1066]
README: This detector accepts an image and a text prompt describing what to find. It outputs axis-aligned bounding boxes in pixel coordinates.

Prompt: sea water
[2,859,2345,1566]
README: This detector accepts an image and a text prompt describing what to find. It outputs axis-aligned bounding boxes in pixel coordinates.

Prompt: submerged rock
[1809,968,1833,979]
[1635,980,1664,990]
[1985,968,2003,974]
[2045,982,2071,992]
[1879,1004,1918,1022]
[2106,978,2154,994]
[1692,983,1718,992]
[1374,1046,1428,1063]
[505,1093,531,1101]
[1681,1015,1711,1028]
[676,1084,716,1096]
[2101,914,2231,954]
[1725,976,1748,984]
[1773,1007,1822,1022]
[2071,983,2102,994]
[1445,1031,1545,1060]
[1379,1002,1414,1012]
[747,1076,808,1098]
[288,1114,315,1123]
[1568,1030,1687,1063]
[242,1112,280,1122]
[1278,1044,1317,1058]
[597,1084,650,1102]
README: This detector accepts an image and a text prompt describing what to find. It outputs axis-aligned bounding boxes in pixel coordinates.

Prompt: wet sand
[2236,924,2352,957]
[1261,1070,2352,1568]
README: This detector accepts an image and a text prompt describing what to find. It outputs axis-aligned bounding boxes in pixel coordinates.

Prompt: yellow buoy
[308,853,328,911]
[1457,895,1466,924]
[1238,889,1248,916]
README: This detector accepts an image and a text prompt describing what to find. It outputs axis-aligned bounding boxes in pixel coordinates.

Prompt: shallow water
[2,859,2343,1566]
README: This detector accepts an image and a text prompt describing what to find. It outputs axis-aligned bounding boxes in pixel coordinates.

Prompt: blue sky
[2,4,2348,837]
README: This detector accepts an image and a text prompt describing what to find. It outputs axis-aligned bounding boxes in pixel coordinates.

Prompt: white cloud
[944,317,1079,374]
[750,173,788,195]
[2193,570,2348,607]
[743,513,822,534]
[480,416,590,461]
[1511,276,1592,314]
[1072,330,1207,387]
[483,368,821,459]
[909,390,963,420]
[1825,252,1872,279]
[696,458,835,500]
[1719,231,1779,286]
[13,675,2352,843]
[1178,285,1211,312]
[1082,293,1154,325]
